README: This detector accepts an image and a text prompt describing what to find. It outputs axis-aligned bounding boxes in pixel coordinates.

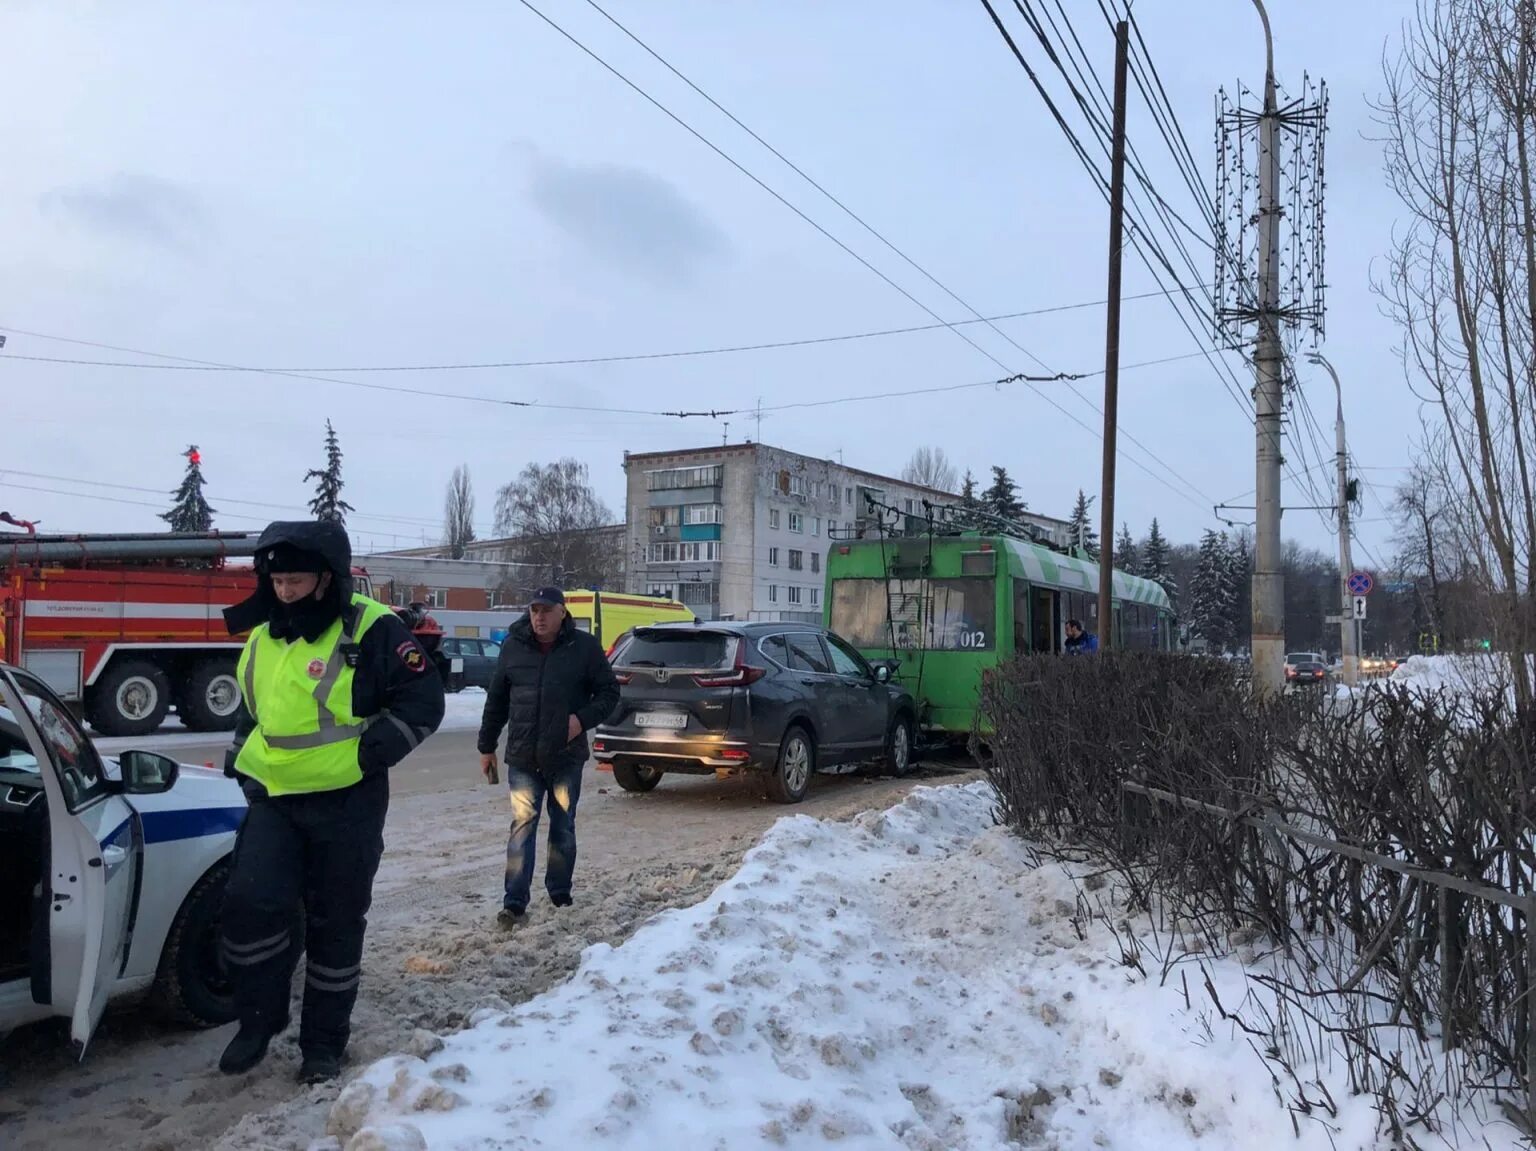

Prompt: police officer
[218,521,444,1083]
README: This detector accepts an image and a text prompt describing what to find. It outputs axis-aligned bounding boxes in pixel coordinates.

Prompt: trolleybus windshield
[829,577,994,651]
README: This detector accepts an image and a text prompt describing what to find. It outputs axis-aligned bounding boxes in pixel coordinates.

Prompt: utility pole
[1309,352,1357,686]
[1249,0,1287,694]
[1096,18,1130,650]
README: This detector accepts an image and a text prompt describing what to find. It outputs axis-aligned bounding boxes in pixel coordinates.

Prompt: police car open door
[0,666,141,1055]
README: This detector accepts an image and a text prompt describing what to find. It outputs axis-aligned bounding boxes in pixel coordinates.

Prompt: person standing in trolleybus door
[217,520,445,1083]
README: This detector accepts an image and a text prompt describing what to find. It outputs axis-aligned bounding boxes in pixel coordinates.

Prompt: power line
[0,332,1235,420]
[0,284,1207,375]
[978,0,1255,424]
[554,0,1216,511]
[0,469,499,536]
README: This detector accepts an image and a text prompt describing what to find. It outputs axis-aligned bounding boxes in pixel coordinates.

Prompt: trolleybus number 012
[957,629,988,649]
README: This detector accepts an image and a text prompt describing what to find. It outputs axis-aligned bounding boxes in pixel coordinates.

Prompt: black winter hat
[258,542,328,575]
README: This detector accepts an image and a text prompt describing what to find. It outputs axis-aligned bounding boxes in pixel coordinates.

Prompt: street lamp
[1306,351,1359,687]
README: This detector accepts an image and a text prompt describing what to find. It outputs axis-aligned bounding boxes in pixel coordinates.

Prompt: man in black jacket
[219,521,444,1082]
[477,587,620,928]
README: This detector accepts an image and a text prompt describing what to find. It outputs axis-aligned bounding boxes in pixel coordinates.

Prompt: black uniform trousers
[220,771,388,1056]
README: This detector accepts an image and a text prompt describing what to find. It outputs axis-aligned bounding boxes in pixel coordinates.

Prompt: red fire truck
[0,529,456,738]
[0,530,271,736]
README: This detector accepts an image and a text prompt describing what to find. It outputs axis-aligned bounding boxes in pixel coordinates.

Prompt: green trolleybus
[823,532,1176,738]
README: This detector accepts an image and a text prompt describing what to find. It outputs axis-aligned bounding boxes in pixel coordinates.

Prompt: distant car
[1285,651,1328,685]
[439,637,501,692]
[0,661,246,1052]
[591,622,917,804]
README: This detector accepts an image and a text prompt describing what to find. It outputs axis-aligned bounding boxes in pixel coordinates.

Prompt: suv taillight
[693,666,765,687]
[694,644,763,688]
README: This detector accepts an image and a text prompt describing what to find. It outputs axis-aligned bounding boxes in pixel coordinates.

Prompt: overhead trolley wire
[575,0,1217,509]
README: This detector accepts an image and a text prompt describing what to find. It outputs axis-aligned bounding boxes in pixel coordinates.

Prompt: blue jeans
[504,760,583,912]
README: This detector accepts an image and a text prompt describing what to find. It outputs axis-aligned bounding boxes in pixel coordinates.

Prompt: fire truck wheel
[90,659,172,737]
[180,659,242,732]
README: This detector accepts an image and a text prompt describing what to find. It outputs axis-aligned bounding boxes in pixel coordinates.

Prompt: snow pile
[319,782,1522,1150]
[438,687,486,733]
[1389,653,1512,696]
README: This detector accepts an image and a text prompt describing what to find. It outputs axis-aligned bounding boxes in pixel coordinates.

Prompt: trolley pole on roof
[1096,18,1131,649]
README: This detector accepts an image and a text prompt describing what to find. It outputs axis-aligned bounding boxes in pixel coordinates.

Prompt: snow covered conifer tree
[306,420,355,526]
[161,445,216,533]
[1189,529,1236,650]
[1067,490,1098,558]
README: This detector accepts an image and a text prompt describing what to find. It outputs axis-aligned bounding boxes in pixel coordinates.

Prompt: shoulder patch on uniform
[397,641,427,672]
[306,658,326,680]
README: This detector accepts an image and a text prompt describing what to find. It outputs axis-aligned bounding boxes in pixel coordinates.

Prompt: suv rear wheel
[613,763,664,793]
[884,713,915,777]
[766,725,814,804]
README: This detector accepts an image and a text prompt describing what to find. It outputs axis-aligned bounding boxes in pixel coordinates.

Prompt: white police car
[0,661,246,1053]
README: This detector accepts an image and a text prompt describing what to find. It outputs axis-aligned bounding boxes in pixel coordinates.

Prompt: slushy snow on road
[321,781,1522,1151]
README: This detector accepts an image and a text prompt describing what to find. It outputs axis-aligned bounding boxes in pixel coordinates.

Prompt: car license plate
[634,711,687,730]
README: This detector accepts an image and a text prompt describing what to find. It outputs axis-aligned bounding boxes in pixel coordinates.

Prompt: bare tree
[900,446,958,493]
[1377,0,1536,705]
[443,465,476,560]
[493,459,617,586]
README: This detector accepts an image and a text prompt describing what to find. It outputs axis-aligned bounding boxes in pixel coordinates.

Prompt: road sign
[1352,595,1368,620]
[1347,570,1375,597]
[1325,614,1348,624]
[1382,580,1414,594]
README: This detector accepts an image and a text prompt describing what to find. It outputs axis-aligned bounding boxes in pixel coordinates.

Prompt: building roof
[622,441,963,501]
[375,524,625,559]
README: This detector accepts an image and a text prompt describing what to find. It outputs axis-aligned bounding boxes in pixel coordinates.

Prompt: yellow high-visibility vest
[234,593,394,797]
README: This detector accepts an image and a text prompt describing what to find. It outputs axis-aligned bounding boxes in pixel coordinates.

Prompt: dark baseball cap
[530,587,566,607]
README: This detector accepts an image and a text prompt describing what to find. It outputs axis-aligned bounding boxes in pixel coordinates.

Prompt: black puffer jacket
[477,615,621,773]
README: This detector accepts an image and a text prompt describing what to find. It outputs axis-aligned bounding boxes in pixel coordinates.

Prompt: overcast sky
[1,0,1415,567]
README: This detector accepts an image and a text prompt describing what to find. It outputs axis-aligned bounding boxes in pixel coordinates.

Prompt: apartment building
[622,443,1067,623]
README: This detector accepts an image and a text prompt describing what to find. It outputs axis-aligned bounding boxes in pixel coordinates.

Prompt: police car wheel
[151,862,238,1028]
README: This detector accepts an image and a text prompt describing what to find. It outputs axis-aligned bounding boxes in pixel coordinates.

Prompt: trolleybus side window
[927,579,994,651]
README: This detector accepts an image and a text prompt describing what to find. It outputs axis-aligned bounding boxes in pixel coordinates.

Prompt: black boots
[298,1049,343,1084]
[219,1025,276,1075]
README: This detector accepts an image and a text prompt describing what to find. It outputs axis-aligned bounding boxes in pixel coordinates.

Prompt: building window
[485,590,499,609]
[845,486,854,506]
[768,584,778,604]
[789,475,806,496]
[648,506,681,527]
[769,508,781,530]
[647,464,723,491]
[789,512,804,533]
[811,552,820,574]
[788,549,804,571]
[787,586,803,605]
[812,517,821,536]
[391,586,410,607]
[426,588,448,609]
[678,581,718,606]
[769,547,780,567]
[684,504,723,525]
[648,583,676,599]
[810,587,820,607]
[676,541,719,563]
[648,543,680,563]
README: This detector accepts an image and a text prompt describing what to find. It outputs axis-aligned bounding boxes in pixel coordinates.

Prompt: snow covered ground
[315,782,1522,1151]
[438,687,488,732]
